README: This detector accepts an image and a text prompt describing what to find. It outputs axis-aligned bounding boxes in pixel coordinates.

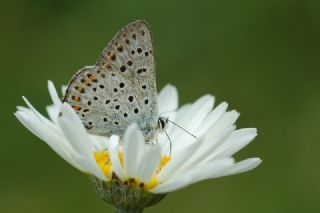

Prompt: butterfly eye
[158,118,166,129]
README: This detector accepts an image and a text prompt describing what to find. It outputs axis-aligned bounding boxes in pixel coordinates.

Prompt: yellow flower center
[118,152,124,167]
[145,156,171,189]
[94,150,112,178]
[94,150,171,189]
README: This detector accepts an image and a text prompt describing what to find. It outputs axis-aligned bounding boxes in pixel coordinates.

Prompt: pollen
[145,155,171,190]
[93,150,170,190]
[158,155,171,173]
[94,150,112,178]
[145,177,158,189]
[118,152,124,168]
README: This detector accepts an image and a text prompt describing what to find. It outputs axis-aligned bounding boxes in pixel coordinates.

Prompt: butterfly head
[143,117,168,143]
[157,117,169,131]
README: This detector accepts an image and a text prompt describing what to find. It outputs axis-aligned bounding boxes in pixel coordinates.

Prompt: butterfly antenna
[164,130,172,157]
[168,119,198,140]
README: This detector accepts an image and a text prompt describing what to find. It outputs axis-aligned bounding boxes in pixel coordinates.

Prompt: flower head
[15,81,261,209]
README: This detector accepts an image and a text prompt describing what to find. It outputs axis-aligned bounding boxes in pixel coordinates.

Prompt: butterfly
[62,20,168,141]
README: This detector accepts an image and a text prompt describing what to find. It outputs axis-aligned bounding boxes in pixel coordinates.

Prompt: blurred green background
[1,0,320,212]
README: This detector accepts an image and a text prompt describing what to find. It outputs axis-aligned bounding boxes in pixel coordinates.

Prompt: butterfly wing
[63,20,158,137]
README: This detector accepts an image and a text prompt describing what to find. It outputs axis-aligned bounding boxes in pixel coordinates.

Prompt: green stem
[115,207,144,213]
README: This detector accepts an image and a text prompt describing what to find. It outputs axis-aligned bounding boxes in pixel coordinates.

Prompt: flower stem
[115,207,144,213]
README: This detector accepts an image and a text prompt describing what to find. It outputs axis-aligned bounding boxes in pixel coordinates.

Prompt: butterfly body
[63,20,167,140]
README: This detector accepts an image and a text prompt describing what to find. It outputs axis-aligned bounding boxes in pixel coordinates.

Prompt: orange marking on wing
[83,79,91,85]
[71,96,80,102]
[107,52,116,61]
[77,86,85,93]
[89,75,97,81]
[72,105,81,111]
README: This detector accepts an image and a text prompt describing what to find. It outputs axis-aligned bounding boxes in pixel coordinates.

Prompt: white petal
[48,80,62,107]
[58,104,92,156]
[151,175,191,194]
[174,95,214,134]
[169,125,234,179]
[107,135,120,149]
[61,85,68,96]
[151,158,234,193]
[108,135,126,180]
[191,111,239,164]
[170,95,215,150]
[88,134,109,151]
[46,105,59,124]
[171,110,238,173]
[157,141,200,181]
[211,128,257,159]
[223,158,262,176]
[169,103,191,127]
[158,84,178,115]
[160,103,191,154]
[203,110,239,141]
[74,153,107,179]
[22,96,60,134]
[195,102,229,137]
[123,124,145,178]
[14,110,83,171]
[58,103,106,180]
[136,145,161,183]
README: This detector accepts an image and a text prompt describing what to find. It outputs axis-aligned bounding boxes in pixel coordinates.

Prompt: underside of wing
[63,20,158,137]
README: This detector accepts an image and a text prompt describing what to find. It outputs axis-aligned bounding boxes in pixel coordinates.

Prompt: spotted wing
[63,20,158,137]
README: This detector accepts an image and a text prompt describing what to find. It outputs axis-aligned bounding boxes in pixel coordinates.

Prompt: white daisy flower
[15,81,261,211]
